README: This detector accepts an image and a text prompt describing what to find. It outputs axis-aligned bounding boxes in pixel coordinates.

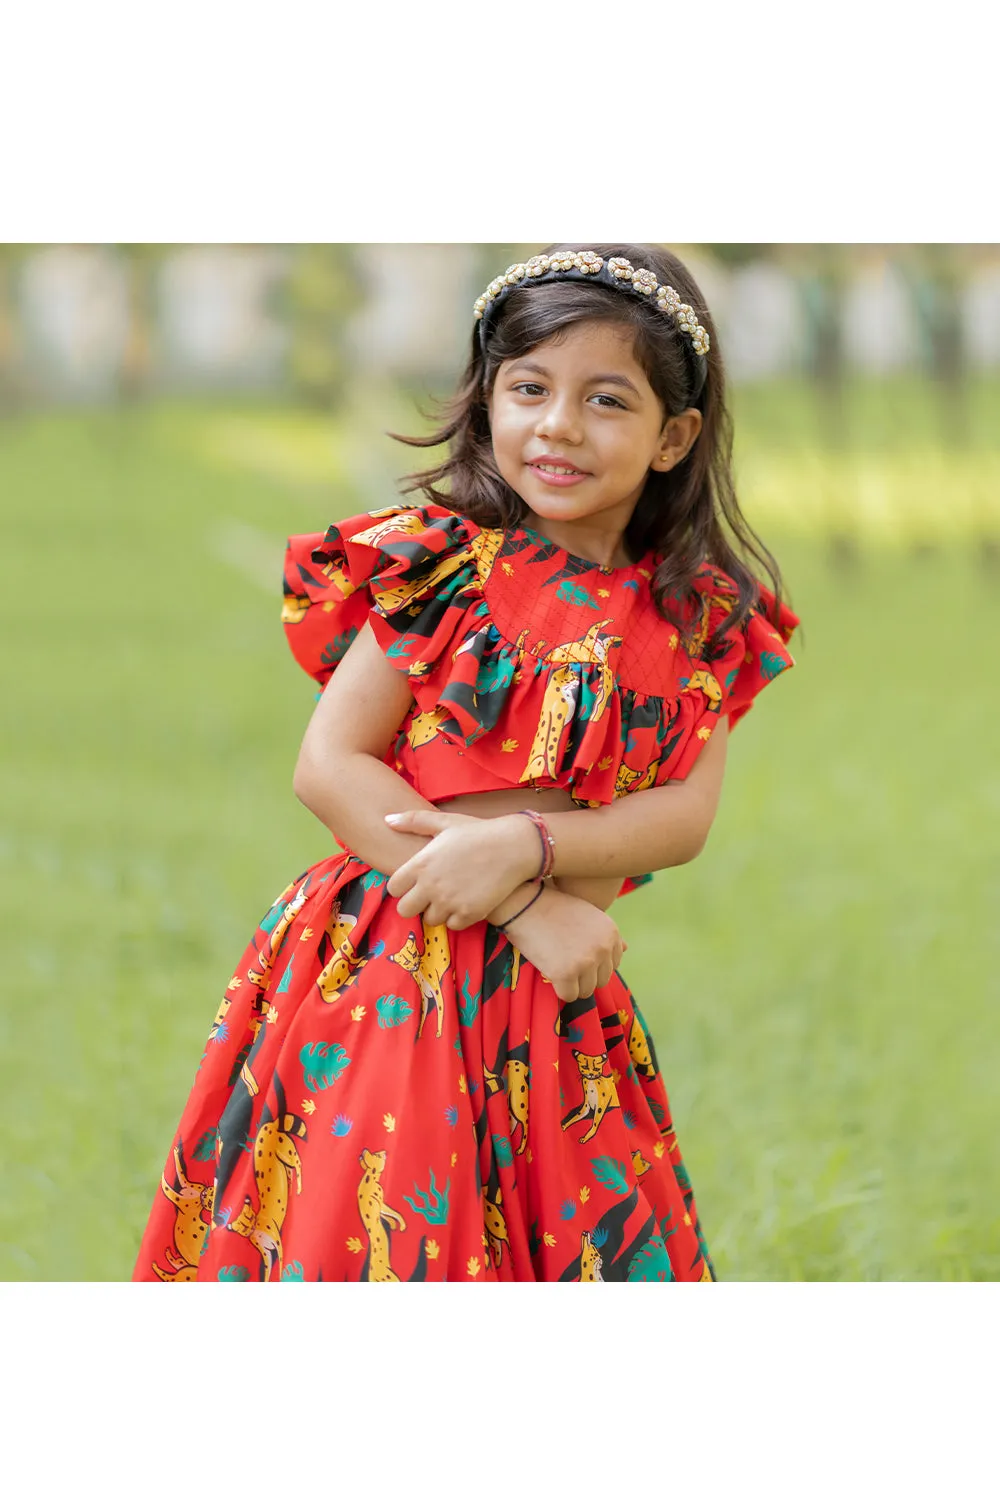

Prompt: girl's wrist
[487,879,545,928]
[500,811,554,884]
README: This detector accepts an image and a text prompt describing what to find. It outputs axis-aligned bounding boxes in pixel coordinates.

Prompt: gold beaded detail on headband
[473,252,710,357]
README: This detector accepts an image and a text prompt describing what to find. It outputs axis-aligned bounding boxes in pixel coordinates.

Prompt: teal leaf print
[559,1200,577,1221]
[259,902,286,935]
[759,650,787,681]
[591,1226,609,1249]
[475,654,515,695]
[444,1105,459,1127]
[331,1114,353,1137]
[725,667,740,691]
[567,1023,585,1045]
[590,1156,629,1195]
[385,634,418,659]
[556,580,600,609]
[622,1109,637,1131]
[627,1235,676,1282]
[458,972,480,1028]
[362,868,389,891]
[217,1266,250,1282]
[648,1098,666,1125]
[403,1168,451,1225]
[276,956,294,994]
[193,1129,220,1162]
[319,628,359,667]
[377,994,414,1029]
[210,1021,230,1044]
[281,1261,305,1281]
[492,1134,513,1170]
[661,1210,680,1241]
[299,1042,351,1090]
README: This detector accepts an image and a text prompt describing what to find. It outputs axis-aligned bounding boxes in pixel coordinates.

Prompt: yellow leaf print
[552,1060,559,1072]
[543,1231,557,1248]
[383,1112,396,1133]
[501,738,519,752]
[501,561,514,576]
[458,1074,467,1095]
[611,1068,621,1085]
[597,587,610,598]
[351,1004,366,1022]
[696,726,713,741]
[451,1152,458,1167]
[227,976,242,991]
[322,600,336,612]
[299,926,314,942]
[744,651,753,664]
[579,1186,590,1204]
[301,1099,316,1115]
[669,633,679,650]
[427,1240,440,1261]
[526,1147,533,1164]
[482,1233,489,1248]
[346,1237,363,1254]
[266,1005,279,1025]
[654,1141,666,1158]
[684,1212,692,1226]
[467,1257,481,1277]
[617,1008,629,1026]
[597,755,614,771]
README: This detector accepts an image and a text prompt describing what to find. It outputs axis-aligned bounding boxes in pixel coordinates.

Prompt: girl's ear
[650,408,703,473]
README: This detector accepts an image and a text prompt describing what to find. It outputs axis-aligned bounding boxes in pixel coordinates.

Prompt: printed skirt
[133,854,716,1283]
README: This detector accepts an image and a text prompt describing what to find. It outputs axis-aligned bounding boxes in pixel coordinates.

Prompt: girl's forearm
[551,874,622,911]
[294,750,542,926]
[542,780,715,880]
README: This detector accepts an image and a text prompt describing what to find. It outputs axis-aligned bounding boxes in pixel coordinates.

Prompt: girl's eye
[590,393,627,410]
[513,382,546,397]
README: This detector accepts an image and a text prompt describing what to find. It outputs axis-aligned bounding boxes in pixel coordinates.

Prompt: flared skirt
[133,853,715,1283]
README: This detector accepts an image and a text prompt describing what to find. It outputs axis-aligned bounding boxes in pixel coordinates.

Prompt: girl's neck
[519,509,636,570]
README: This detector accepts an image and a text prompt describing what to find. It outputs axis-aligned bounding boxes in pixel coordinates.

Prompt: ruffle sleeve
[665,567,799,781]
[282,503,477,689]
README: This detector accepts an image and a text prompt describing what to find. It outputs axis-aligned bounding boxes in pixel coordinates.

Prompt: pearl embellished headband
[473,251,711,393]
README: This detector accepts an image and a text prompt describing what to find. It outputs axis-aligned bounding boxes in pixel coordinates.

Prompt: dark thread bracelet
[515,808,556,880]
[496,881,544,931]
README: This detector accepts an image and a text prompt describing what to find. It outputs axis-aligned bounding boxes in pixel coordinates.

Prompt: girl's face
[488,320,698,540]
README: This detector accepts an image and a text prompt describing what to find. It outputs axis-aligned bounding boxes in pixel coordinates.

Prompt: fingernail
[384,813,403,824]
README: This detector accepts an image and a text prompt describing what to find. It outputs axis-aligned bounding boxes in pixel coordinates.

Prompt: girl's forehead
[501,320,650,379]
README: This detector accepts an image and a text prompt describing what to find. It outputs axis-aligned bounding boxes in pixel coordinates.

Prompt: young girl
[134,243,798,1284]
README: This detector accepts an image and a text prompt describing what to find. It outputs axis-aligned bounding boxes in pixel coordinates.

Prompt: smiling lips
[528,455,591,486]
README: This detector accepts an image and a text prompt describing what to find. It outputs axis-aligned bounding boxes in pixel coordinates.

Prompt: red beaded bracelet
[515,808,556,880]
[495,880,544,931]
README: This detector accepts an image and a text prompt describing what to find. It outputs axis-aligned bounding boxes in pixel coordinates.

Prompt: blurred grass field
[2,387,998,1280]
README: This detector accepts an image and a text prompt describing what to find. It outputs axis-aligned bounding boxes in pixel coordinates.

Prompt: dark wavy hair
[392,242,788,650]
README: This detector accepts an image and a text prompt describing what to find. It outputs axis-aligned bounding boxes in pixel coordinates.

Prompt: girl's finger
[385,809,454,836]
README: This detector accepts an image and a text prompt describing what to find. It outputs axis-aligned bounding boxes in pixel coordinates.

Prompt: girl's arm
[294,622,565,928]
[384,719,728,919]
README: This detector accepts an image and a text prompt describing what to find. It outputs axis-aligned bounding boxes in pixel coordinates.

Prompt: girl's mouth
[528,461,590,487]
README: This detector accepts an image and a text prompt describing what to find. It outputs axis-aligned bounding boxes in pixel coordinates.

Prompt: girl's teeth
[537,464,580,474]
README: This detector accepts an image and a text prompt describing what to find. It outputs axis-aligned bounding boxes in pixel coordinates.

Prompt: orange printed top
[282,502,799,890]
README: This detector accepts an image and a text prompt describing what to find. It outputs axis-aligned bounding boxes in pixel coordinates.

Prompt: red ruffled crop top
[283,500,797,816]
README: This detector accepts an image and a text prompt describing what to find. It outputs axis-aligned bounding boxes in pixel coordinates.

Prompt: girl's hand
[384,809,540,929]
[502,885,626,1002]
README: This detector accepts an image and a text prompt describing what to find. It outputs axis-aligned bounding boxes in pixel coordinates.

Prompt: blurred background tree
[276,244,363,412]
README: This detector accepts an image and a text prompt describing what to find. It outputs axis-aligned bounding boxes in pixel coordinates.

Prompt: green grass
[2,392,997,1280]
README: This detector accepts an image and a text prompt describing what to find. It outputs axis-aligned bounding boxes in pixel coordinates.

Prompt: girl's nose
[534,397,582,445]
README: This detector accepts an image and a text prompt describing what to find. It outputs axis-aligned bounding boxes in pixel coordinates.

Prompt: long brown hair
[392,242,788,649]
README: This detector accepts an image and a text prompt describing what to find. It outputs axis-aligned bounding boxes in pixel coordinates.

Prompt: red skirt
[133,854,715,1283]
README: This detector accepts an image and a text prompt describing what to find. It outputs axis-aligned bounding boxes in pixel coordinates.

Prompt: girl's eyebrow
[505,360,641,396]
